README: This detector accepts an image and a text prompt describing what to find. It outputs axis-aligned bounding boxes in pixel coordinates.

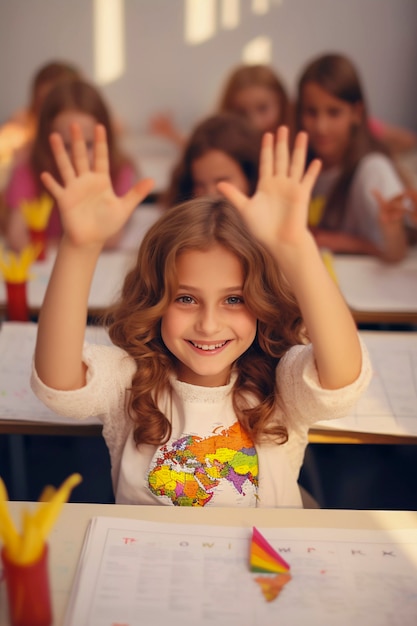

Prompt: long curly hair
[104,198,306,448]
[296,53,387,229]
[162,113,262,208]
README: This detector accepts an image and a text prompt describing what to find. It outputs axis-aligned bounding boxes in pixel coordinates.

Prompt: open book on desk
[64,516,417,626]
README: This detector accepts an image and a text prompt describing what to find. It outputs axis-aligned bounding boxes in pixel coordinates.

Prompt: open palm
[218,127,321,253]
[41,124,154,247]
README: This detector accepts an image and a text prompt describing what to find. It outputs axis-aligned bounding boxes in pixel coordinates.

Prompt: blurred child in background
[217,63,292,135]
[162,113,261,208]
[5,79,136,251]
[296,52,409,262]
[0,60,82,165]
[150,63,290,149]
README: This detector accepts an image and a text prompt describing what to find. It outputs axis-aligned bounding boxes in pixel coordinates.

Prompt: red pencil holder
[29,229,46,261]
[5,281,30,322]
[1,544,52,626]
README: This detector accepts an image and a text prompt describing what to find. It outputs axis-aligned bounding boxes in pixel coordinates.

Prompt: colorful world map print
[148,421,258,506]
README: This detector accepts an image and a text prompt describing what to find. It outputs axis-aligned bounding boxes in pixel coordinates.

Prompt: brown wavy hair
[29,60,82,117]
[162,113,262,208]
[218,64,292,131]
[30,79,133,196]
[296,53,387,229]
[104,198,306,448]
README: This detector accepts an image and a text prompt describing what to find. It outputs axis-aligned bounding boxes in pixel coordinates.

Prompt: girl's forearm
[34,237,102,390]
[276,235,362,389]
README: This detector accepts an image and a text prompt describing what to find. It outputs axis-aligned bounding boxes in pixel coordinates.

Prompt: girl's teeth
[193,342,226,350]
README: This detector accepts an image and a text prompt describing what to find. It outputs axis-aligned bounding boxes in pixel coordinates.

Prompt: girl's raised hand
[40,123,154,248]
[217,126,321,254]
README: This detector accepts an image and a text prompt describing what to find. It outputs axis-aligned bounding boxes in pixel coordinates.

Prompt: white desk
[0,503,416,626]
[120,131,179,195]
[0,205,163,318]
[333,248,417,325]
[1,324,417,444]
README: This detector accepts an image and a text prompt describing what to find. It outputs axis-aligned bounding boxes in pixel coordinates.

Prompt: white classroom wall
[1,0,416,137]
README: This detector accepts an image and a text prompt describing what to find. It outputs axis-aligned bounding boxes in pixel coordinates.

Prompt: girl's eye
[176,295,195,304]
[226,296,243,305]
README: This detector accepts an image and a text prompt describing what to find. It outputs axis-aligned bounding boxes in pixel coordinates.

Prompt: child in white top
[31,124,371,507]
[296,53,409,262]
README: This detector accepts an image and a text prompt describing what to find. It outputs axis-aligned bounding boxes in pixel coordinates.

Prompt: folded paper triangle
[250,526,290,574]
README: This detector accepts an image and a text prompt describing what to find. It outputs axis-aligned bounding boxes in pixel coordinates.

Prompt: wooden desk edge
[0,420,102,436]
[308,428,417,445]
[1,420,415,444]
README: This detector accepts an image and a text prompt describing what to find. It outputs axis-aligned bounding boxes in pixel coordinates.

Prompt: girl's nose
[195,306,222,335]
[315,114,328,133]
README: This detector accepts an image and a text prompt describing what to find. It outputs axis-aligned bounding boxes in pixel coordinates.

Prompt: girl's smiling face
[300,82,363,168]
[161,244,257,387]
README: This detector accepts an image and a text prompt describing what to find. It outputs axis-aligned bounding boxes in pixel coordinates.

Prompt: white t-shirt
[311,153,405,247]
[31,340,372,508]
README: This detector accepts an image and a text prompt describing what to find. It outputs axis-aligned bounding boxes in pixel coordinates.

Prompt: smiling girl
[31,122,371,508]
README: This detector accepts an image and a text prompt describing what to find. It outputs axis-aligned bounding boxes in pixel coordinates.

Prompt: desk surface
[1,325,417,444]
[333,248,417,325]
[0,503,416,626]
[1,210,415,324]
[0,205,163,317]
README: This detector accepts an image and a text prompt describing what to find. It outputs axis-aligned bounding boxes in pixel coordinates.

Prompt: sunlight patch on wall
[242,36,272,64]
[184,0,217,45]
[93,0,126,85]
[221,0,241,30]
[251,0,270,15]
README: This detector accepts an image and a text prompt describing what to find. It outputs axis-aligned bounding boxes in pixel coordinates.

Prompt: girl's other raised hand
[217,126,321,255]
[40,123,154,248]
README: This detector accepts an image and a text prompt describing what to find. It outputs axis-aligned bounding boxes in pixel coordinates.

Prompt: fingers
[49,132,76,185]
[302,159,322,195]
[40,171,63,200]
[217,181,248,211]
[122,178,155,214]
[289,131,308,180]
[274,126,289,176]
[93,125,109,174]
[71,124,90,175]
[259,132,274,179]
[261,127,310,181]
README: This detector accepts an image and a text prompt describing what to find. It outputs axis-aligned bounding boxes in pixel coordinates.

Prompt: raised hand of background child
[41,123,154,248]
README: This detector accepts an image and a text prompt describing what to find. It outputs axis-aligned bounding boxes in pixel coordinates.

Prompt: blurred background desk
[0,205,162,319]
[333,249,417,326]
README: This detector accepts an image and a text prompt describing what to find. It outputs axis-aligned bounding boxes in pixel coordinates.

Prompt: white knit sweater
[31,339,372,507]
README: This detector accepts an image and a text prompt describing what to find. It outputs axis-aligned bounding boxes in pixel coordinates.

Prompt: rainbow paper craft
[250,526,290,574]
[250,527,292,602]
